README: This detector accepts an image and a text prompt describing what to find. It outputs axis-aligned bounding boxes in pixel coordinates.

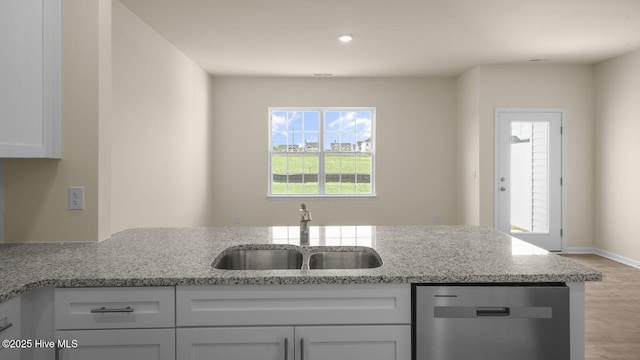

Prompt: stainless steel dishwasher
[413,285,570,360]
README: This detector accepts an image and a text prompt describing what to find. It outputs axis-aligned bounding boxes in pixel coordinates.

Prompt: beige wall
[209,77,457,226]
[594,49,640,261]
[110,1,215,234]
[475,64,596,249]
[455,67,481,225]
[3,0,635,261]
[4,0,110,243]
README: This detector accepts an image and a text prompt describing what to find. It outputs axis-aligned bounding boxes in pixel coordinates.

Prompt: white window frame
[267,107,376,198]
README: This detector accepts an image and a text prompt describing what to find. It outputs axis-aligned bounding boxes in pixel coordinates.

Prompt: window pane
[289,112,303,131]
[340,111,357,130]
[325,132,341,152]
[300,154,319,194]
[304,111,319,131]
[303,131,318,152]
[325,111,341,131]
[341,132,355,152]
[271,154,287,194]
[356,154,371,174]
[510,121,549,233]
[271,111,288,132]
[356,111,372,131]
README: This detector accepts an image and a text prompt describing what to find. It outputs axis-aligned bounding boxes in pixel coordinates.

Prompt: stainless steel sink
[308,250,383,269]
[212,247,303,270]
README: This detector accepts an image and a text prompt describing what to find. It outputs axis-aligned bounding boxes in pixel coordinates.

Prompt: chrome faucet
[299,203,312,245]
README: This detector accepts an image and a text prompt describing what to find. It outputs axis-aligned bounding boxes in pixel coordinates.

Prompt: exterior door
[495,109,564,251]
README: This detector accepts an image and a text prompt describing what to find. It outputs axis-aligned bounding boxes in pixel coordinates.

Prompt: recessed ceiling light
[338,34,353,42]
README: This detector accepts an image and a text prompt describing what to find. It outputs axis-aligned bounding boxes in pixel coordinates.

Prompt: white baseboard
[565,247,640,268]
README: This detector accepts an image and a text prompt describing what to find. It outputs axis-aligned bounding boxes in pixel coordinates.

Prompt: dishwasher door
[413,285,570,360]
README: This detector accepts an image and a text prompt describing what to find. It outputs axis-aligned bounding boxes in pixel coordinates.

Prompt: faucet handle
[300,203,312,221]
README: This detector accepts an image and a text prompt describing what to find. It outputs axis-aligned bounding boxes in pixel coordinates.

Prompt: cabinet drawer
[177,284,411,327]
[55,287,175,330]
[0,296,21,360]
[56,328,175,360]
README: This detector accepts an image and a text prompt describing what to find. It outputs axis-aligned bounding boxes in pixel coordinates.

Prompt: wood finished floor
[560,254,640,360]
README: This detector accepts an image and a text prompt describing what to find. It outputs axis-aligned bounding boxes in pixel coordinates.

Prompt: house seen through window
[269,108,375,196]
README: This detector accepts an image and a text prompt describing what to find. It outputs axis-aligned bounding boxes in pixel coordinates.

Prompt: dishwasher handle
[476,307,510,317]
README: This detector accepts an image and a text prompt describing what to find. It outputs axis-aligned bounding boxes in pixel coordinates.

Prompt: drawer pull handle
[90,306,134,313]
[0,322,13,333]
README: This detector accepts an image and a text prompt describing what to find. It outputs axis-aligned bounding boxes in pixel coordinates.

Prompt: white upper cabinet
[0,0,62,158]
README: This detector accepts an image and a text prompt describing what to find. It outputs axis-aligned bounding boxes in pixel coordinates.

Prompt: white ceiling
[118,0,640,77]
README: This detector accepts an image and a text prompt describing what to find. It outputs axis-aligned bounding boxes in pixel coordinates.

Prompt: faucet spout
[299,203,312,245]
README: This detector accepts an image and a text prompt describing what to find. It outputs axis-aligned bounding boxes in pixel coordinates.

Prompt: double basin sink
[212,245,382,270]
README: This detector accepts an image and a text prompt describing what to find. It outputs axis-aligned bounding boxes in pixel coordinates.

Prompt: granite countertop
[0,225,601,303]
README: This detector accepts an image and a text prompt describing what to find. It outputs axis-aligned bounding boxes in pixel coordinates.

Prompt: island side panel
[568,282,585,360]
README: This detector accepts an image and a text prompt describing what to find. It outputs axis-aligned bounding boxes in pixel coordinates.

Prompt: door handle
[500,187,506,192]
[300,338,305,360]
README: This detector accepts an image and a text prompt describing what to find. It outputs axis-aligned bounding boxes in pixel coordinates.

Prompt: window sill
[267,194,377,200]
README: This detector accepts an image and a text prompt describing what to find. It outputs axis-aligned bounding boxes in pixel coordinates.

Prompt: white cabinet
[49,284,410,360]
[296,325,410,360]
[55,328,175,360]
[0,296,21,360]
[176,284,411,326]
[0,0,62,158]
[177,325,410,360]
[55,287,175,330]
[54,287,175,360]
[177,327,294,360]
[176,284,412,360]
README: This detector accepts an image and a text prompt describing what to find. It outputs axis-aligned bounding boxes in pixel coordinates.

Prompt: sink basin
[212,247,303,270]
[308,250,383,269]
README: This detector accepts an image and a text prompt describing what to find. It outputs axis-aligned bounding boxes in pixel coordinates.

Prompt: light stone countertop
[0,225,601,303]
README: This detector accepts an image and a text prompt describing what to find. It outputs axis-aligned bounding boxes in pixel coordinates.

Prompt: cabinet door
[55,329,174,360]
[296,325,411,360]
[0,0,62,158]
[177,327,294,360]
[0,297,21,360]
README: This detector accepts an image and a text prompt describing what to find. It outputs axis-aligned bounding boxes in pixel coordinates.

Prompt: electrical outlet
[69,186,84,210]
[234,215,242,224]
[433,215,440,224]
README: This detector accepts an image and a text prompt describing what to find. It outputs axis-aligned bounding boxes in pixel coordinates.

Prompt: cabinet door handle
[90,306,134,313]
[284,337,289,360]
[0,322,13,333]
[55,344,60,360]
[300,338,305,360]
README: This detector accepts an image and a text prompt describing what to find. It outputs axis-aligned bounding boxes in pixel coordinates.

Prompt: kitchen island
[0,225,601,360]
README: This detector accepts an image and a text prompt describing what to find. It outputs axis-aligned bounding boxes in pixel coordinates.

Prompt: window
[268,108,375,197]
